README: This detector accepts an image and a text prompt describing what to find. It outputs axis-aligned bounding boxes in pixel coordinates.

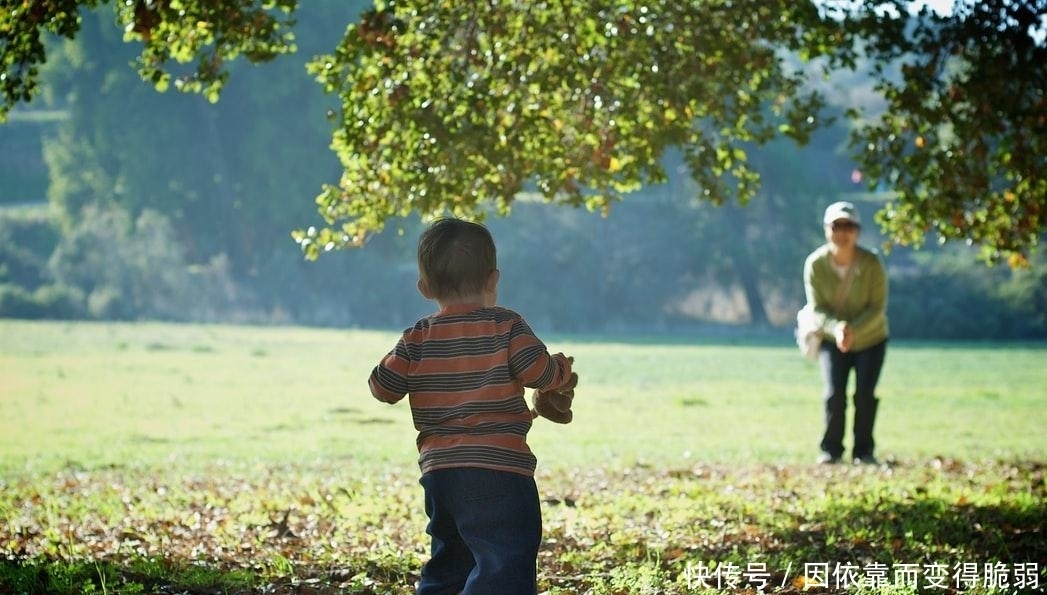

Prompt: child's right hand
[532,372,577,424]
[552,353,575,386]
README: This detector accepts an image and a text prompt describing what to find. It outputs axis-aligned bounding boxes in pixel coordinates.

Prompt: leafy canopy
[1,0,296,108]
[2,0,1044,264]
[841,0,1047,266]
[297,0,829,256]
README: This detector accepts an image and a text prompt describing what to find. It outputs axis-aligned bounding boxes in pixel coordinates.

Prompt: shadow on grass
[0,556,414,595]
[771,488,1046,592]
[2,461,1044,595]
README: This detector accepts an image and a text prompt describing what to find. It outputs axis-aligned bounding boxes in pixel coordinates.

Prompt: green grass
[2,320,1044,472]
[1,320,1045,594]
[0,321,420,473]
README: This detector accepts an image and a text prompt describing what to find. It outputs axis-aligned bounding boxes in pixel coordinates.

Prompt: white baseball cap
[823,201,861,226]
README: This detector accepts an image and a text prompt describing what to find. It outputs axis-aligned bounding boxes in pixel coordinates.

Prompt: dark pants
[417,467,541,595]
[818,339,887,459]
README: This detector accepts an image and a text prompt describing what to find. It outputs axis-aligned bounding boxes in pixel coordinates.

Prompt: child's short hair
[417,218,497,299]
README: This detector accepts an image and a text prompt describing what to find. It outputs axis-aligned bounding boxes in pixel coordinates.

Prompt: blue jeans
[818,339,887,459]
[417,468,541,595]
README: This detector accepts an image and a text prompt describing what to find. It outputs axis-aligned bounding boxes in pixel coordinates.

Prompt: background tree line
[1,0,1044,339]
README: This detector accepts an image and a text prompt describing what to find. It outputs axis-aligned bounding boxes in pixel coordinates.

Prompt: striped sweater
[368,303,574,476]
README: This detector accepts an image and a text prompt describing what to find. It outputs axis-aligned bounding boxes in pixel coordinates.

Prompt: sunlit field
[3,320,1045,472]
[1,320,1045,594]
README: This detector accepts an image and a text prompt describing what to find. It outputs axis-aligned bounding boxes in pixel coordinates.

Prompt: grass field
[1,320,1045,594]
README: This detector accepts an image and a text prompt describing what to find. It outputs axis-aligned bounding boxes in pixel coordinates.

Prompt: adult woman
[802,201,889,465]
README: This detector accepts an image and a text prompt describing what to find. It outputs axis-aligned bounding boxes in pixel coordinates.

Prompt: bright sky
[914,0,955,14]
[824,0,963,15]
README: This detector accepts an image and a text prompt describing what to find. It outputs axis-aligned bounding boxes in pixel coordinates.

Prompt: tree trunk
[724,203,770,326]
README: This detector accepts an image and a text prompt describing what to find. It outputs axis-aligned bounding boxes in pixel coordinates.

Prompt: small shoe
[853,455,879,466]
[817,453,842,465]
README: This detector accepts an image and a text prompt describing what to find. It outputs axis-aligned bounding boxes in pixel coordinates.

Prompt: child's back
[367,218,576,595]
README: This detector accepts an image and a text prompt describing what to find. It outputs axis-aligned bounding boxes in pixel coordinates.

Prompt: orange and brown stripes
[368,304,572,476]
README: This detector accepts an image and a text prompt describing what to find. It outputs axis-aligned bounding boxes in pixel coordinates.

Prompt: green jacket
[803,244,889,352]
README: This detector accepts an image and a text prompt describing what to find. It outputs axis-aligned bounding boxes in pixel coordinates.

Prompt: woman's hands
[834,322,855,353]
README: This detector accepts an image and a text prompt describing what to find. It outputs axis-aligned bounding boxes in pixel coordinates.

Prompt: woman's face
[825,218,860,250]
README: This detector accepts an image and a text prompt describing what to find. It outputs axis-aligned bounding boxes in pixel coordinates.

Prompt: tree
[2,0,1044,264]
[33,2,353,275]
[837,0,1047,265]
[298,0,829,256]
[1,0,296,112]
